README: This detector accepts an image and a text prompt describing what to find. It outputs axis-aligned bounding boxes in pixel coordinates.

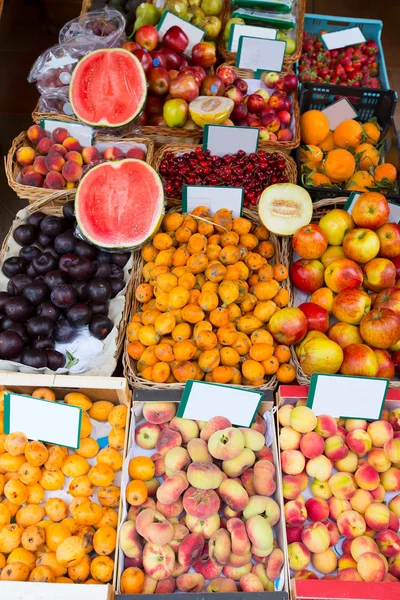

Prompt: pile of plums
[0,201,130,370]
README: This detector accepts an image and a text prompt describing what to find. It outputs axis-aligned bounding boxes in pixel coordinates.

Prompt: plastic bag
[231,0,293,13]
[231,7,296,28]
[28,36,105,94]
[37,89,74,117]
[59,9,126,48]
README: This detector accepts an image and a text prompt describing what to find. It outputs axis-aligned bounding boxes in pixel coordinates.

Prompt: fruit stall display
[286,192,400,386]
[116,400,288,595]
[0,374,131,592]
[219,0,305,66]
[6,124,154,203]
[124,205,297,390]
[277,385,400,595]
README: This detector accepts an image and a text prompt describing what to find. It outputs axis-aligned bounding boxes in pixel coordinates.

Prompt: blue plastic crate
[301,13,390,91]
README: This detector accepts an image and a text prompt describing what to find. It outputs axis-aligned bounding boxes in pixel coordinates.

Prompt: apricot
[65,393,92,411]
[46,523,71,552]
[68,553,90,582]
[45,498,68,522]
[240,233,259,249]
[220,245,241,265]
[97,447,123,472]
[95,508,118,530]
[212,366,235,383]
[250,343,274,362]
[233,217,252,235]
[21,525,45,552]
[220,347,240,366]
[1,561,30,581]
[0,503,11,528]
[29,565,55,582]
[90,555,114,583]
[44,445,67,470]
[76,437,100,459]
[163,212,184,231]
[93,526,117,556]
[26,482,45,504]
[88,464,114,487]
[69,475,95,497]
[108,428,125,451]
[56,536,87,568]
[0,524,24,553]
[39,469,65,491]
[0,453,25,473]
[62,455,90,478]
[153,232,173,251]
[76,524,95,552]
[98,485,120,508]
[16,504,45,527]
[18,462,41,485]
[74,502,103,526]
[214,208,233,231]
[62,518,79,535]
[217,326,238,346]
[25,441,48,467]
[4,432,28,456]
[4,479,28,505]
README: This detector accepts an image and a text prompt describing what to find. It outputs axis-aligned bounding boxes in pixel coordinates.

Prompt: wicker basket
[0,195,133,374]
[5,131,155,206]
[123,206,291,391]
[152,142,297,210]
[218,0,305,67]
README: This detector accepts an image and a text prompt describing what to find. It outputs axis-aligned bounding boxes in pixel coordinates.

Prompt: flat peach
[209,528,231,566]
[200,417,232,442]
[183,487,220,519]
[187,462,223,490]
[178,533,204,567]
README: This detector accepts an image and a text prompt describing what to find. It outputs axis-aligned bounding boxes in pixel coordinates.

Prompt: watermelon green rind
[75,159,164,250]
[69,48,147,128]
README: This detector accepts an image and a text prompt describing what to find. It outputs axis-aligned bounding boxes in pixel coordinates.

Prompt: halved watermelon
[69,48,147,127]
[75,159,164,250]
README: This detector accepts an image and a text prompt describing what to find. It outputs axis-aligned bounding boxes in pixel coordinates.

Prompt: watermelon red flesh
[69,48,147,127]
[75,159,164,250]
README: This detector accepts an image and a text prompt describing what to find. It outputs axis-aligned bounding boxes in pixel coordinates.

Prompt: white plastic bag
[59,8,126,47]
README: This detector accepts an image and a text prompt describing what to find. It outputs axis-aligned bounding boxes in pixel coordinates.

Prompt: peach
[209,528,231,566]
[380,467,400,491]
[227,518,251,555]
[81,146,101,164]
[349,489,373,514]
[187,438,212,463]
[311,547,337,574]
[384,438,400,463]
[223,448,256,478]
[301,522,330,554]
[371,483,386,501]
[187,462,223,490]
[65,150,83,165]
[389,408,400,430]
[33,155,49,176]
[185,513,220,538]
[367,420,393,447]
[246,515,273,553]
[354,464,379,491]
[240,468,255,496]
[178,532,204,567]
[342,539,353,554]
[376,530,400,557]
[280,427,301,451]
[338,568,362,581]
[119,521,142,559]
[200,417,232,441]
[351,535,379,561]
[295,570,320,580]
[288,542,310,571]
[27,125,46,144]
[281,450,306,475]
[310,479,333,500]
[45,171,65,189]
[282,475,302,500]
[240,572,264,592]
[251,415,267,435]
[63,137,82,153]
[142,573,157,593]
[337,510,366,538]
[22,171,43,187]
[127,498,156,523]
[219,479,249,512]
[338,554,357,570]
[389,511,399,532]
[206,577,237,592]
[357,552,386,581]
[208,428,245,460]
[143,543,175,580]
[135,423,161,449]
[323,520,339,546]
[52,127,69,144]
[183,487,220,519]
[171,561,190,578]
[324,436,348,461]
[346,429,372,456]
[345,419,368,432]
[170,417,199,443]
[223,506,241,519]
[368,448,391,473]
[156,498,183,518]
[290,406,317,433]
[135,509,174,545]
[62,160,82,183]
[37,137,53,154]
[169,523,189,552]
[103,146,124,161]
[305,498,329,522]
[164,447,190,476]
[45,152,64,173]
[278,404,293,427]
[151,453,164,476]
[251,563,273,591]
[253,459,276,496]
[17,146,36,166]
[223,562,252,580]
[299,432,324,458]
[156,428,182,456]
[239,428,265,451]
[329,472,357,499]
[314,414,338,438]
[194,549,223,579]
[389,554,400,578]
[335,450,358,473]
[143,402,176,424]
[156,471,188,505]
[155,576,175,593]
[145,477,160,497]
[306,455,333,481]
[365,502,390,531]
[388,494,400,516]
[48,143,67,157]
[284,500,307,526]
[176,572,205,592]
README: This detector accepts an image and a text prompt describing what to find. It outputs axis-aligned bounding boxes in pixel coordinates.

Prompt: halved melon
[189,97,234,127]
[258,183,313,236]
[69,48,147,127]
[75,159,164,250]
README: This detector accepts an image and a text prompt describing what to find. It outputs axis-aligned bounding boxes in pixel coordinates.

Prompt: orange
[306,172,332,187]
[318,131,335,152]
[276,363,296,383]
[324,149,356,183]
[374,163,397,184]
[333,119,364,149]
[261,356,280,375]
[364,120,381,145]
[300,110,330,145]
[346,170,375,190]
[274,344,291,364]
[126,480,148,506]
[355,143,380,170]
[120,567,145,594]
[129,457,155,481]
[300,145,323,164]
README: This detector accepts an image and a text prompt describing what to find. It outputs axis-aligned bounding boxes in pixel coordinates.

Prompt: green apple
[163,98,189,128]
[203,16,222,40]
[277,31,296,55]
[201,0,222,16]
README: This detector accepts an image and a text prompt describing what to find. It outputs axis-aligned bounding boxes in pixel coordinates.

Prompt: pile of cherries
[158,148,289,207]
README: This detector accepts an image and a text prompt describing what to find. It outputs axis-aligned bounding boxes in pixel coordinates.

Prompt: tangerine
[374,163,397,184]
[333,119,364,149]
[324,149,356,183]
[300,110,330,145]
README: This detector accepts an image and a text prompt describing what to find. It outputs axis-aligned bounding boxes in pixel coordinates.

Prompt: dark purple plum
[44,270,66,290]
[75,240,97,260]
[68,257,93,281]
[96,251,111,264]
[90,302,109,316]
[7,323,29,345]
[63,201,75,220]
[40,215,64,239]
[46,349,66,370]
[19,246,41,262]
[2,257,27,278]
[37,302,60,322]
[93,262,111,279]
[111,252,130,268]
[89,315,113,340]
[50,284,77,308]
[32,336,55,351]
[44,247,59,259]
[66,303,92,326]
[26,263,37,278]
[38,232,52,247]
[21,348,47,368]
[13,224,37,246]
[72,280,88,301]
[0,292,10,314]
[7,274,33,295]
[5,297,33,322]
[26,317,53,338]
[28,211,46,228]
[87,279,111,304]
[53,318,78,343]
[59,253,77,274]
[22,281,48,305]
[109,277,125,298]
[1,317,14,330]
[32,253,58,275]
[0,330,24,359]
[110,264,124,279]
[54,230,76,254]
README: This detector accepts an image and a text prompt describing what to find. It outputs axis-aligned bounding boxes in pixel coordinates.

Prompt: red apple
[145,95,164,116]
[269,93,286,111]
[200,75,225,96]
[352,192,390,229]
[192,42,216,68]
[225,86,243,104]
[277,110,291,126]
[363,258,397,292]
[259,127,272,140]
[179,56,191,68]
[373,349,395,379]
[282,73,298,93]
[148,114,167,126]
[392,350,400,371]
[284,97,292,111]
[169,73,199,102]
[261,112,280,132]
[160,47,181,70]
[298,302,330,333]
[255,88,270,104]
[277,129,293,141]
[328,322,363,349]
[392,256,400,278]
[163,25,189,54]
[132,49,153,73]
[293,224,329,259]
[150,51,168,69]
[376,223,400,258]
[340,343,379,377]
[332,288,371,325]
[234,78,248,95]
[269,307,308,344]
[264,72,280,88]
[247,94,265,113]
[360,307,400,349]
[148,67,170,95]
[231,102,248,122]
[290,259,325,294]
[246,114,261,127]
[342,227,380,263]
[135,24,159,51]
[123,41,140,52]
[168,69,180,80]
[324,258,363,293]
[374,287,400,316]
[217,66,236,86]
[179,67,202,87]
[192,66,206,83]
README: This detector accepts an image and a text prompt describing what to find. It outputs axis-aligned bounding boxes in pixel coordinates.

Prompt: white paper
[229,23,277,52]
[309,374,387,420]
[237,37,286,72]
[321,27,366,51]
[157,12,204,55]
[322,98,358,130]
[185,185,243,218]
[179,381,263,426]
[6,393,81,448]
[346,193,400,224]
[42,119,93,146]
[205,125,258,157]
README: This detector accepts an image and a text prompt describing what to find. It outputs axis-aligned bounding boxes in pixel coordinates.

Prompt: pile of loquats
[0,387,127,585]
[127,206,296,387]
[279,402,400,583]
[119,401,284,594]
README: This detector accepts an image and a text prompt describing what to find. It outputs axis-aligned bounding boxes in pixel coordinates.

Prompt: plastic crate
[302,13,390,91]
[296,82,400,202]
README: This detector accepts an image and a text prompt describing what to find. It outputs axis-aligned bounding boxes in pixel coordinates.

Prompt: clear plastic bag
[28,36,105,94]
[37,89,75,117]
[59,8,126,48]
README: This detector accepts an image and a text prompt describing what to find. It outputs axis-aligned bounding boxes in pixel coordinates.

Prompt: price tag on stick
[228,23,277,52]
[322,98,358,130]
[183,185,244,218]
[321,27,366,51]
[203,124,259,157]
[236,36,286,76]
[156,11,204,55]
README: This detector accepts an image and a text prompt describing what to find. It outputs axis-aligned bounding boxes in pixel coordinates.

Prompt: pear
[191,6,206,27]
[200,0,222,16]
[203,16,222,40]
[133,3,160,31]
[164,0,190,21]
[223,17,245,42]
